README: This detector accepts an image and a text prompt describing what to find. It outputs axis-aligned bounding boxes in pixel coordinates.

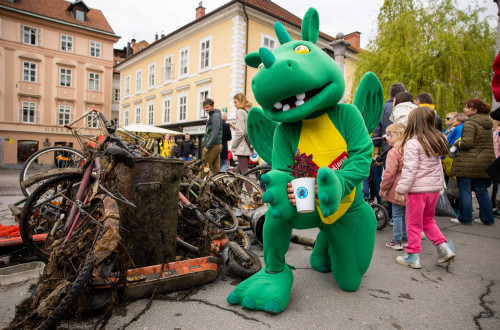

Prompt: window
[148,63,156,88]
[113,89,120,102]
[262,34,277,51]
[147,102,154,125]
[75,9,85,21]
[179,48,189,77]
[163,55,173,82]
[23,25,37,45]
[89,72,100,91]
[198,89,209,119]
[135,70,142,93]
[123,107,129,126]
[125,75,130,96]
[21,101,36,123]
[86,110,99,128]
[178,94,187,121]
[61,34,73,52]
[200,37,211,70]
[23,61,37,82]
[135,105,141,123]
[59,68,72,87]
[58,105,72,125]
[162,96,171,124]
[89,40,101,58]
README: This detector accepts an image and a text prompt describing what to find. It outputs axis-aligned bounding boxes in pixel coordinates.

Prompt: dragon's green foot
[310,231,331,273]
[227,265,294,314]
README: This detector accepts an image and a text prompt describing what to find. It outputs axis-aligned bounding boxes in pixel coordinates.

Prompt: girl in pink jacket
[379,123,407,250]
[394,107,456,269]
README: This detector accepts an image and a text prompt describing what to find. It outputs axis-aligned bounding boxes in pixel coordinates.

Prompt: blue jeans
[491,179,498,209]
[363,164,382,204]
[457,177,494,224]
[220,158,228,172]
[392,204,407,242]
[182,156,192,161]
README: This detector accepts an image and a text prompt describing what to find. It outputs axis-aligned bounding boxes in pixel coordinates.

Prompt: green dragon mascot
[227,7,384,314]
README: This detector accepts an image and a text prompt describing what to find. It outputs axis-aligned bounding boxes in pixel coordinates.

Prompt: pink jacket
[379,144,406,205]
[396,138,444,195]
[493,128,500,158]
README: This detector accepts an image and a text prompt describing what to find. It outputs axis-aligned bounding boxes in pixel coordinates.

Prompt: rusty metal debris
[10,158,265,328]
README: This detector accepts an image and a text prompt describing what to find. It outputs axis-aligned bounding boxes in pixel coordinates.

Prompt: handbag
[244,133,253,150]
[485,157,500,182]
[434,191,457,217]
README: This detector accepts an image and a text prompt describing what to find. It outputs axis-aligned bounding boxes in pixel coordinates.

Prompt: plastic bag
[434,191,456,217]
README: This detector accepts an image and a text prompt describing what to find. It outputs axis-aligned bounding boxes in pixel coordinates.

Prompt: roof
[0,0,115,35]
[117,0,360,67]
[238,0,361,51]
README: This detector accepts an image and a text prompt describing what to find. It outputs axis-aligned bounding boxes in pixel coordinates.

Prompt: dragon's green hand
[261,170,296,220]
[316,167,343,218]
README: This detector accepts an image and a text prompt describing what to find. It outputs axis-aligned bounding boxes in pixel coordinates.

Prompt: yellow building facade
[116,1,361,158]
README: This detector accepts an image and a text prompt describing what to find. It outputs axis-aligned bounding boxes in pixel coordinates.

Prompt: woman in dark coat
[450,99,496,225]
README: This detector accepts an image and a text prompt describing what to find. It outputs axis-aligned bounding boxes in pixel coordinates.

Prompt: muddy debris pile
[10,159,264,329]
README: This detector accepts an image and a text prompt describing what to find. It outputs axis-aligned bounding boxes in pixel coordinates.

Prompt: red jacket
[492,52,500,102]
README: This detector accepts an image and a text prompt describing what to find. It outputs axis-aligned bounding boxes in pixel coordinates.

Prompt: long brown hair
[400,106,449,157]
[233,93,252,111]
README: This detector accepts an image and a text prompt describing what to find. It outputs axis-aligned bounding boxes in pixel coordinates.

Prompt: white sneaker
[473,219,495,226]
[450,218,460,224]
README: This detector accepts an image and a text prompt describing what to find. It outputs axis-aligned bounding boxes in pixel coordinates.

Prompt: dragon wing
[353,72,384,134]
[247,107,278,165]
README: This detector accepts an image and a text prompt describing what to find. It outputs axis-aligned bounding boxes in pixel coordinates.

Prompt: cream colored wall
[120,17,236,128]
[344,58,357,103]
[0,10,118,164]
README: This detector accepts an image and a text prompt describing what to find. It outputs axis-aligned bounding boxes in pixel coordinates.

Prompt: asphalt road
[0,169,499,329]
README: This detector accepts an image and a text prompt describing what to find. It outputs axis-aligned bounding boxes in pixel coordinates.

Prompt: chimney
[155,33,158,41]
[344,32,360,49]
[196,1,205,19]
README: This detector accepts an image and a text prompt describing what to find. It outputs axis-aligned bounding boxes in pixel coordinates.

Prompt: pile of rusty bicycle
[8,109,264,329]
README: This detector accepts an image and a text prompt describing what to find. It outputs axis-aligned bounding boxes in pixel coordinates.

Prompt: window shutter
[36,108,40,124]
[18,107,22,122]
[18,23,22,42]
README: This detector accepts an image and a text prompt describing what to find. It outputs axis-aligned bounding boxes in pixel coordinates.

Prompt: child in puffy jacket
[389,91,417,124]
[394,107,455,269]
[379,123,407,250]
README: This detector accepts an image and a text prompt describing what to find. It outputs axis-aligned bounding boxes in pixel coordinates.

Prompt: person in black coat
[220,112,232,171]
[180,133,196,161]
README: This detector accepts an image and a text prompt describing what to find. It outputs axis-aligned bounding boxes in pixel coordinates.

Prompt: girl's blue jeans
[392,203,407,242]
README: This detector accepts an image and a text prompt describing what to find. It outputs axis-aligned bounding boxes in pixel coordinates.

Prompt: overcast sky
[82,0,498,50]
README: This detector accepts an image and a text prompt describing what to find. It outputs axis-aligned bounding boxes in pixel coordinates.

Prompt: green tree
[352,0,495,116]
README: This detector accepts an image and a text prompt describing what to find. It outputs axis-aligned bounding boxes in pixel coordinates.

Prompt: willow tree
[352,0,495,115]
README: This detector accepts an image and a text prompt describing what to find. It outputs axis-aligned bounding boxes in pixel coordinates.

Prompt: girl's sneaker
[401,240,408,247]
[436,241,456,264]
[396,253,421,269]
[385,239,404,250]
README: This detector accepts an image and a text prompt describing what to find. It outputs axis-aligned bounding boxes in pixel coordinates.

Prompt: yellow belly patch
[298,113,356,224]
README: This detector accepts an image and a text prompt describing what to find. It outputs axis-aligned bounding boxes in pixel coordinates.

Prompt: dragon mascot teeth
[227,7,384,314]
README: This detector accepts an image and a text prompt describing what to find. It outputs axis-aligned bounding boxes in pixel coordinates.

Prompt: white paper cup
[291,177,316,213]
